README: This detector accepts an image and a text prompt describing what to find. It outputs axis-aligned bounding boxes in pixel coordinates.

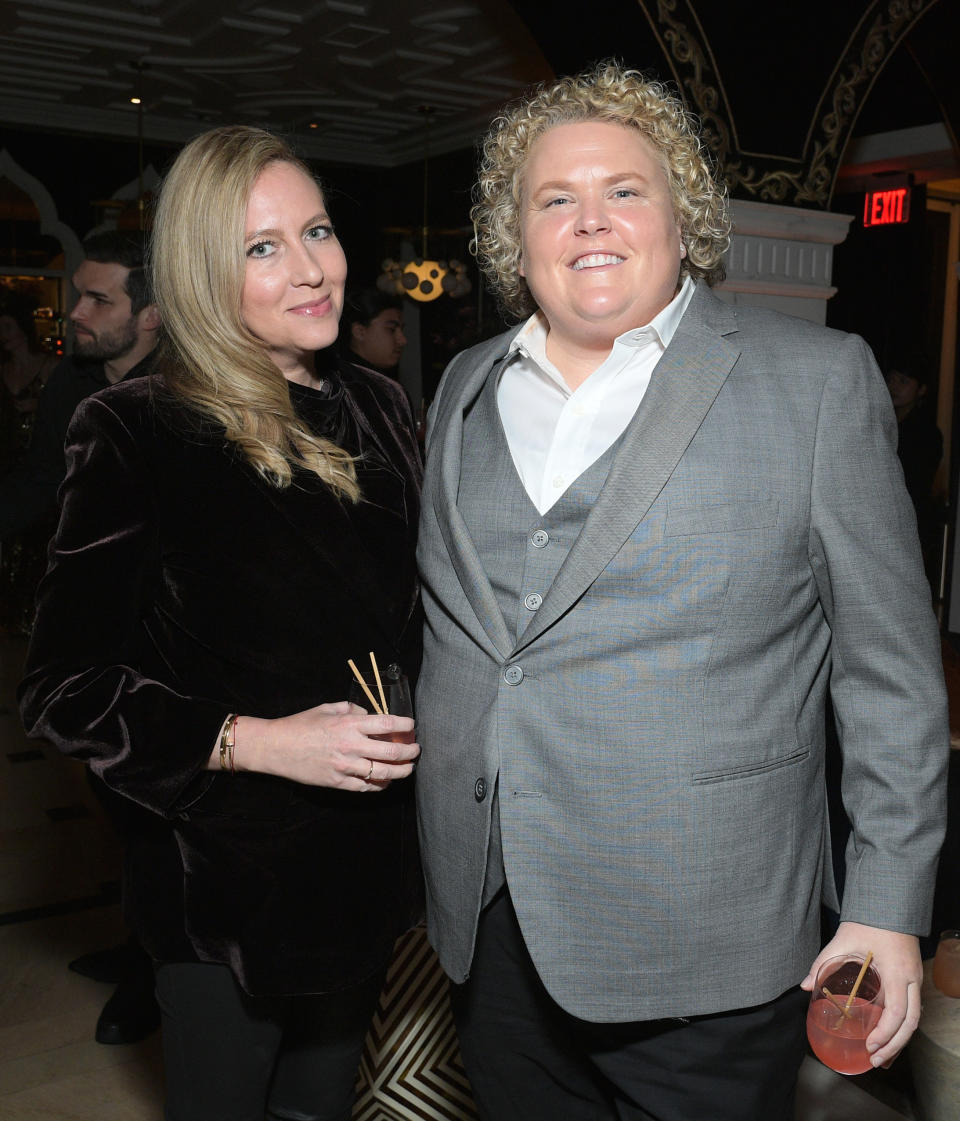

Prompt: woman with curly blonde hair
[21,126,424,1120]
[415,59,940,1121]
[471,59,730,324]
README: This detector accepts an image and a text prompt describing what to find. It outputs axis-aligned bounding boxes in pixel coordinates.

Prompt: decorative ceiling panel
[0,0,553,166]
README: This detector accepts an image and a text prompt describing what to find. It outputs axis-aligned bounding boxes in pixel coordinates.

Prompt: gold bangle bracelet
[219,714,238,772]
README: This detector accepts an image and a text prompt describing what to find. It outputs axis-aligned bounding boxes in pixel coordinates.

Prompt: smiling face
[241,161,347,384]
[519,120,683,366]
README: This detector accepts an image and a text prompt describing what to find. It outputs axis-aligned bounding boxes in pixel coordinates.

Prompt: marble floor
[0,632,926,1120]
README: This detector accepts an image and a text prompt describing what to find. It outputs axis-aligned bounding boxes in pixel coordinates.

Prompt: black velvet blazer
[19,360,423,996]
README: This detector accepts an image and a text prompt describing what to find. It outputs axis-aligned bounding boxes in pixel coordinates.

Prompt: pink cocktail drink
[806,995,882,1075]
[806,955,883,1075]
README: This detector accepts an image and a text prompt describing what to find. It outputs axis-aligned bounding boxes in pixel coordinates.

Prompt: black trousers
[450,890,808,1121]
[155,961,384,1121]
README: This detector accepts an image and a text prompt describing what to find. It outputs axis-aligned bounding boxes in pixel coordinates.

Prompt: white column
[716,200,853,324]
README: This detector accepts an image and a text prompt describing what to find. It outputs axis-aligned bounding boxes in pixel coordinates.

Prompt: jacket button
[523,592,542,611]
[503,664,524,685]
[531,529,549,548]
[474,778,487,802]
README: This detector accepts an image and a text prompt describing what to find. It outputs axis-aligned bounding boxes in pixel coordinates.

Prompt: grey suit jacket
[415,283,949,1022]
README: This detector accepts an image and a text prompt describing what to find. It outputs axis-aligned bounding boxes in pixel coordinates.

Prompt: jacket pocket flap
[665,499,779,538]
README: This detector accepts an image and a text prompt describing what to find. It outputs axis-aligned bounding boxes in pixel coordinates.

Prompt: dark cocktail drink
[387,728,416,745]
[348,666,413,732]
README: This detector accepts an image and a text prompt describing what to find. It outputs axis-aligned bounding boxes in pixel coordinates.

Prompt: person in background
[1,231,165,1045]
[339,287,407,377]
[0,292,58,632]
[0,292,57,472]
[415,61,949,1121]
[20,125,423,1121]
[0,231,161,544]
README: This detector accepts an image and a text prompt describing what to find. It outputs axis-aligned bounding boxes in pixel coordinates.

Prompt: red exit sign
[863,187,911,227]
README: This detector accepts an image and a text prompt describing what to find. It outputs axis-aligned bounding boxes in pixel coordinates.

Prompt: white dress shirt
[496,276,696,514]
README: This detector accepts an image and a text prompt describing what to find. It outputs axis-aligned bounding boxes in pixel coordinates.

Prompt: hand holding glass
[806,955,883,1075]
[348,665,414,745]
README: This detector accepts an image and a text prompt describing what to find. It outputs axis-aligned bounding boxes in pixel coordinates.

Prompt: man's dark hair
[81,230,152,314]
[885,348,935,390]
[338,286,403,347]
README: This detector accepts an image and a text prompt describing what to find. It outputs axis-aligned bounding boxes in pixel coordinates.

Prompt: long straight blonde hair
[151,125,358,498]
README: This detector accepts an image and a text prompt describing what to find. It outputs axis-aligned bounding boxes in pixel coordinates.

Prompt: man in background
[0,231,161,543]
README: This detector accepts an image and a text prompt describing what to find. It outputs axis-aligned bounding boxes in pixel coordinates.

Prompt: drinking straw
[348,658,383,714]
[821,986,851,1019]
[369,650,388,715]
[843,951,875,1014]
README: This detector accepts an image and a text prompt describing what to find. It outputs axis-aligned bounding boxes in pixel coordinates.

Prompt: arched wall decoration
[639,0,941,208]
[0,149,84,278]
[86,164,163,238]
[638,0,742,179]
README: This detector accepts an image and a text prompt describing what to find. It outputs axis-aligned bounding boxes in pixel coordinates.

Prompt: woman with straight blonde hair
[20,125,424,1120]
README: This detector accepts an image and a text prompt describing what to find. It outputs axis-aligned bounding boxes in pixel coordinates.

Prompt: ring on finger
[364,759,374,783]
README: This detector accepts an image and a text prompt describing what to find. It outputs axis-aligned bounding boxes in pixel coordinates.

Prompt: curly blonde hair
[471,60,731,320]
[151,125,358,498]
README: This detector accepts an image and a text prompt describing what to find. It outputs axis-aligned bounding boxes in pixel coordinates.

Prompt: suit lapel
[514,288,740,653]
[428,331,521,659]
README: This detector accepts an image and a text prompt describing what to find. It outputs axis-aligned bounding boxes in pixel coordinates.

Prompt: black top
[19,360,423,996]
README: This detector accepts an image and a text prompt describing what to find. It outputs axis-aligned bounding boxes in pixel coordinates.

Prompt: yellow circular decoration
[401,259,448,303]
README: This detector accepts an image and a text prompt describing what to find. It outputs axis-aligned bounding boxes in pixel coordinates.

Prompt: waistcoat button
[531,529,549,548]
[474,777,487,801]
[503,664,524,685]
[524,592,543,611]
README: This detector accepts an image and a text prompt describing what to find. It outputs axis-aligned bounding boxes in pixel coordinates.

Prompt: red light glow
[863,188,910,227]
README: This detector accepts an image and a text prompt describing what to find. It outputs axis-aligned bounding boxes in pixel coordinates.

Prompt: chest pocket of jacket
[664,499,780,538]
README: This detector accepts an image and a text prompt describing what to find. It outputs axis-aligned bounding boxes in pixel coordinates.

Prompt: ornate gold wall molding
[639,0,941,207]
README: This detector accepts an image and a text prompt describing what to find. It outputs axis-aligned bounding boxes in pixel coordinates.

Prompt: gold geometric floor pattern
[355,925,477,1120]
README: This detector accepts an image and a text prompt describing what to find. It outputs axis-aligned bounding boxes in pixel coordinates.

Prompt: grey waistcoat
[458,365,622,903]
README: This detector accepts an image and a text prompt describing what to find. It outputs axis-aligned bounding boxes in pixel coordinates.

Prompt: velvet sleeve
[17,393,227,817]
[337,359,423,491]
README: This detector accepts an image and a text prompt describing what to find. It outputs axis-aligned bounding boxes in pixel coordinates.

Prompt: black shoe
[95,969,161,1045]
[69,943,135,984]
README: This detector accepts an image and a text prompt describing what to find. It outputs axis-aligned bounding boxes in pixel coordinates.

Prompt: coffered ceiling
[0,0,554,166]
[2,0,958,202]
